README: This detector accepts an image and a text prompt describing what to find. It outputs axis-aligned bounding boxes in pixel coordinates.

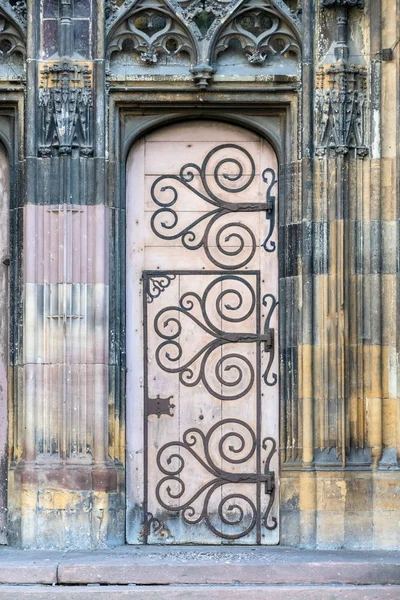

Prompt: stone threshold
[0,546,400,587]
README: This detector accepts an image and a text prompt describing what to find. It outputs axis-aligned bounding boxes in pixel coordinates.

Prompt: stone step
[0,585,400,600]
[58,551,400,586]
[1,546,400,593]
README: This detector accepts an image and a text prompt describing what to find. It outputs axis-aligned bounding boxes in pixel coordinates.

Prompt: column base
[7,459,124,549]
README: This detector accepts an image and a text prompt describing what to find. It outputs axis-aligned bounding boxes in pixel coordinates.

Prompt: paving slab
[1,585,400,600]
[1,546,400,587]
[57,546,400,586]
[0,548,60,584]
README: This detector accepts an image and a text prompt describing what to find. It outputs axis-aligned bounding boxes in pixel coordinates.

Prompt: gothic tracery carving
[173,0,237,39]
[107,3,195,66]
[105,0,302,86]
[0,12,24,56]
[214,3,300,67]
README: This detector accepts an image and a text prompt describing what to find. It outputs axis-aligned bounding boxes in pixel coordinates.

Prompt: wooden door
[126,120,279,545]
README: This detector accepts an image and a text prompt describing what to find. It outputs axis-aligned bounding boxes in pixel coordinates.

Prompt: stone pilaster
[0,142,9,544]
[7,0,123,549]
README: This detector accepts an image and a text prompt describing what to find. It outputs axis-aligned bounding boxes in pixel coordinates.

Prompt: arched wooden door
[126,120,279,545]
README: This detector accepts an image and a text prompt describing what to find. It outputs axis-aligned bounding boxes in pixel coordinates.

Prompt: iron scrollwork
[150,144,276,270]
[145,273,176,303]
[149,272,277,401]
[155,419,277,540]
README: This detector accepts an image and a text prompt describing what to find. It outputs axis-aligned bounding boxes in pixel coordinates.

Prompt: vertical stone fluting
[366,0,383,471]
[313,0,369,468]
[0,143,9,544]
[7,0,122,549]
[299,0,317,548]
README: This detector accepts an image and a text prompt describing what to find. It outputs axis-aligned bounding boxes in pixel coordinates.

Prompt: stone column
[8,0,123,549]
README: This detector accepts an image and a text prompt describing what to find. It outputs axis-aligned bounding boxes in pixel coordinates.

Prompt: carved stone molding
[316,64,368,158]
[38,61,93,157]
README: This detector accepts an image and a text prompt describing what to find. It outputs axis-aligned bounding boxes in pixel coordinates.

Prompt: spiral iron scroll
[153,274,277,401]
[150,144,276,269]
[156,419,277,540]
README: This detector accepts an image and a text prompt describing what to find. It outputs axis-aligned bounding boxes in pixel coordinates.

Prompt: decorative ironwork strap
[150,144,277,269]
[155,419,278,540]
[146,272,277,401]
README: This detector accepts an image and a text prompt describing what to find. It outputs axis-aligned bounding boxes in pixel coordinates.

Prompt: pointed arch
[0,4,26,58]
[0,0,26,32]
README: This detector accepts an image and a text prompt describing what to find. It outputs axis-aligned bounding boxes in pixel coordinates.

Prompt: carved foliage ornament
[38,61,93,157]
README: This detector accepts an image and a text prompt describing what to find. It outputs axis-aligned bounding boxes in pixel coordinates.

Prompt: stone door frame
[109,95,302,543]
[0,101,24,545]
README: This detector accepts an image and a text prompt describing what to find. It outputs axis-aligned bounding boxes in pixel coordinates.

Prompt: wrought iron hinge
[263,294,278,386]
[264,471,275,494]
[262,436,277,531]
[263,436,276,494]
[262,167,277,253]
[147,395,175,418]
[264,328,274,349]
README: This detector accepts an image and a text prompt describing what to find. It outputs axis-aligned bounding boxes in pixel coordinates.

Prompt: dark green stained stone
[194,10,216,36]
